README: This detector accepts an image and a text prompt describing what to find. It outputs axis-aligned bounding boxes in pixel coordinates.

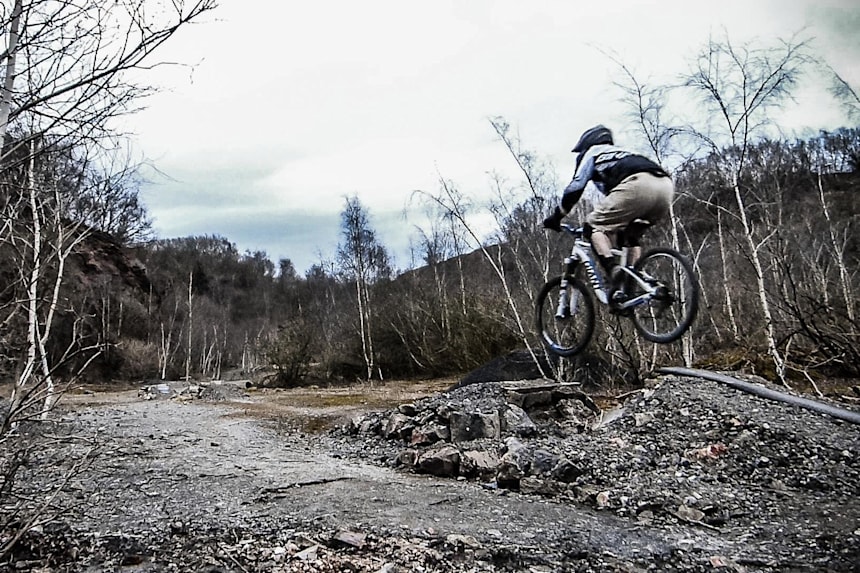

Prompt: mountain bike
[536,220,699,357]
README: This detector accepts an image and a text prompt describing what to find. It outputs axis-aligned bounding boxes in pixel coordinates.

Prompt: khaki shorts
[586,172,674,232]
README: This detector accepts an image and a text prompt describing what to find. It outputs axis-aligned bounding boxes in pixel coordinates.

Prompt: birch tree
[0,0,217,421]
[336,196,391,381]
[682,33,809,385]
[0,0,218,157]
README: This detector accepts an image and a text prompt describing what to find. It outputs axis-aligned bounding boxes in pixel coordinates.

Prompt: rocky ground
[1,371,858,572]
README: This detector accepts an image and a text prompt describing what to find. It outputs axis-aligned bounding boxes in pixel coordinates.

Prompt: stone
[449,411,500,442]
[551,457,584,483]
[502,404,537,437]
[531,449,559,474]
[520,476,561,497]
[596,491,611,508]
[686,443,728,460]
[555,398,595,424]
[398,403,418,416]
[417,445,460,477]
[396,449,418,468]
[333,530,366,549]
[459,450,500,477]
[384,413,413,440]
[410,423,449,446]
[676,504,706,522]
[295,545,319,561]
[359,419,379,435]
[497,437,530,488]
[445,533,482,549]
[519,390,553,412]
[435,404,454,421]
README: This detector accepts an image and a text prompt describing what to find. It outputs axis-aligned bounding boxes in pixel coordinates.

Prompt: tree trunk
[817,170,855,322]
[0,0,22,141]
[717,208,739,340]
[186,271,193,382]
[731,174,786,385]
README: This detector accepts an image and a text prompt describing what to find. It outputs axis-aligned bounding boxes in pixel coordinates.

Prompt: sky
[124,0,860,274]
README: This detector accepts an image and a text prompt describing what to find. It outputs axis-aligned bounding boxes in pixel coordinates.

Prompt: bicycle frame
[557,224,661,312]
[558,226,610,305]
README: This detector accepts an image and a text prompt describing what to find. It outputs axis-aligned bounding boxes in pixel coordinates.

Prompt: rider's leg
[589,176,663,298]
[589,229,616,272]
[588,227,625,298]
[589,173,674,267]
[627,245,642,267]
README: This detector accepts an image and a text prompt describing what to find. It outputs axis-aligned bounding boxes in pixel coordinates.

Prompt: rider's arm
[559,153,596,213]
[543,149,599,231]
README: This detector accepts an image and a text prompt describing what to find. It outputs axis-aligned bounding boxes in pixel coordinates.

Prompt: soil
[3,373,859,572]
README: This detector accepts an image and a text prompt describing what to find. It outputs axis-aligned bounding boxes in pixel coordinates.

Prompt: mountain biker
[542,125,674,298]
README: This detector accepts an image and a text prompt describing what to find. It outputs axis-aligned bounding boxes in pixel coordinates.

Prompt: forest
[0,5,858,433]
[117,125,860,390]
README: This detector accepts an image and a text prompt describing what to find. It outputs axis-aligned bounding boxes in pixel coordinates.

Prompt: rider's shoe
[608,266,627,302]
[607,267,632,316]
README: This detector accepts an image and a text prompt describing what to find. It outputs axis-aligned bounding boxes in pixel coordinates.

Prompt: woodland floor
[2,372,859,572]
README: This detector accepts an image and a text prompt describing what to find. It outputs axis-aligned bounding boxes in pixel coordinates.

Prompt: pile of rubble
[334,375,860,569]
[138,380,249,402]
[340,380,603,491]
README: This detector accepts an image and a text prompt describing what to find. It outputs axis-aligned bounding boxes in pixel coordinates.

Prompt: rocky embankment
[332,374,860,571]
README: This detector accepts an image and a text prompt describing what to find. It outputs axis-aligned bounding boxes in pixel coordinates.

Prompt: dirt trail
[13,375,859,572]
[42,385,732,571]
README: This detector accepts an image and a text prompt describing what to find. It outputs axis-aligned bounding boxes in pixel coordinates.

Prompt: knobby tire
[630,247,699,343]
[536,276,596,357]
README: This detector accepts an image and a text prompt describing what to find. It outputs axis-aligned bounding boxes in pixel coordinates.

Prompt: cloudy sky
[125,0,860,273]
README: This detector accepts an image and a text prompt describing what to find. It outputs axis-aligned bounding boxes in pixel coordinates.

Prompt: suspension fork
[556,256,580,318]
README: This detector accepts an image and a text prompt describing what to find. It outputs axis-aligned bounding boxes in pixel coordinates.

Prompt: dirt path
[28,384,737,572]
[12,376,859,572]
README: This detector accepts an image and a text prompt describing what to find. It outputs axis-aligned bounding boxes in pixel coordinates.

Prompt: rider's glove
[542,206,564,232]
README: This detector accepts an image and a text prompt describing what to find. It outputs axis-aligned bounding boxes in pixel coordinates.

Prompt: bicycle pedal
[611,290,627,304]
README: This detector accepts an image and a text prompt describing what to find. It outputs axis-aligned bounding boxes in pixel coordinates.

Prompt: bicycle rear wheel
[631,248,699,343]
[536,276,596,357]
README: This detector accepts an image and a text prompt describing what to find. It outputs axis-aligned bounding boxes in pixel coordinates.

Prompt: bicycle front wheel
[631,247,699,343]
[536,276,596,357]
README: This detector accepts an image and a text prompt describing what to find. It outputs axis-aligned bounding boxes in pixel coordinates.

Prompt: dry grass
[219,378,456,433]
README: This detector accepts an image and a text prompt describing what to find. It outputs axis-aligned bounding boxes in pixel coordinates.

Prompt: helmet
[572,125,613,153]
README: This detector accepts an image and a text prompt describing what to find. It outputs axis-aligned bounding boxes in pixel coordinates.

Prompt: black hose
[656,366,860,426]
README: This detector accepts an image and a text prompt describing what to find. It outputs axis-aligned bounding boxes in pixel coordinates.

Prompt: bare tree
[826,66,860,123]
[682,32,810,384]
[337,196,391,381]
[608,56,702,367]
[64,145,153,244]
[0,1,218,160]
[0,1,218,556]
[0,0,217,422]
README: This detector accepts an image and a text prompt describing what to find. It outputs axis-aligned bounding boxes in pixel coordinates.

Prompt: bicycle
[536,220,699,357]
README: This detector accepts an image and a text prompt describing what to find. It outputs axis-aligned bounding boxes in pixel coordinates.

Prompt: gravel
[331,374,860,571]
[1,372,858,572]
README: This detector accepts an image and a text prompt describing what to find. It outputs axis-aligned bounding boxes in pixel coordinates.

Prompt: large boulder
[417,445,461,477]
[449,410,501,442]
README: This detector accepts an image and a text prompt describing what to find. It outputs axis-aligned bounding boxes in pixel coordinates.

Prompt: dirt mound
[336,373,860,571]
